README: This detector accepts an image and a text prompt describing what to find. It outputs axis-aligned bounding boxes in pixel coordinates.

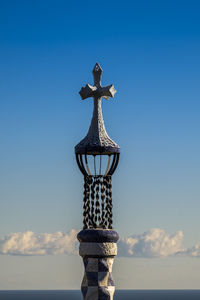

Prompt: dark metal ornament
[82,175,113,229]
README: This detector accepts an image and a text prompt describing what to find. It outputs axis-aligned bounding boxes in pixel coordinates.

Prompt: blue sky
[0,0,200,289]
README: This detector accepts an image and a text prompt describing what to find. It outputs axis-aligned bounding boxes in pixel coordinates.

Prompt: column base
[77,229,119,300]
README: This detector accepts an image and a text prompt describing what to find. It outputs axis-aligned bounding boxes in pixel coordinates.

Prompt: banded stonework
[78,229,119,300]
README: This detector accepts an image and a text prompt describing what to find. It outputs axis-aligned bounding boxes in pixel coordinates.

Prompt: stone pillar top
[75,63,120,155]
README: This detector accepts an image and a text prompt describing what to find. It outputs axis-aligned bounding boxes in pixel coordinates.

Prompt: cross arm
[79,84,116,100]
[99,84,116,100]
[79,84,97,100]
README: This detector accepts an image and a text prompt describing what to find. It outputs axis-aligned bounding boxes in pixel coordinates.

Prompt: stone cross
[75,63,119,155]
[79,63,116,101]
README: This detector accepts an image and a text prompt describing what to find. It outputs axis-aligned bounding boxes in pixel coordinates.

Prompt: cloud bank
[184,245,200,257]
[0,228,199,258]
[118,228,184,257]
[0,229,78,256]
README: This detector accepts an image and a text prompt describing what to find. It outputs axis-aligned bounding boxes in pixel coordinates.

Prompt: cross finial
[92,63,103,87]
[75,63,120,155]
[79,63,116,100]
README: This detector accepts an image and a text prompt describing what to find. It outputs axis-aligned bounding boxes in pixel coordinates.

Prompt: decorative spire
[75,63,120,155]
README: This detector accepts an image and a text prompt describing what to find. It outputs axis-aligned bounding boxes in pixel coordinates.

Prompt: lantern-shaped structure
[75,63,120,300]
[75,63,120,229]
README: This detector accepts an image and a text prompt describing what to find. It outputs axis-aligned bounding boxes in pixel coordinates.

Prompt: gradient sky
[0,0,200,290]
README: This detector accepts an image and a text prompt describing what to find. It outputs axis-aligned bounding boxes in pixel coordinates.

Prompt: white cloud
[1,228,200,258]
[118,228,184,258]
[0,229,78,256]
[183,245,200,257]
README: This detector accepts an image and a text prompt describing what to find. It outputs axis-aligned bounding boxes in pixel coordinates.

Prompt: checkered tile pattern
[81,257,115,299]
